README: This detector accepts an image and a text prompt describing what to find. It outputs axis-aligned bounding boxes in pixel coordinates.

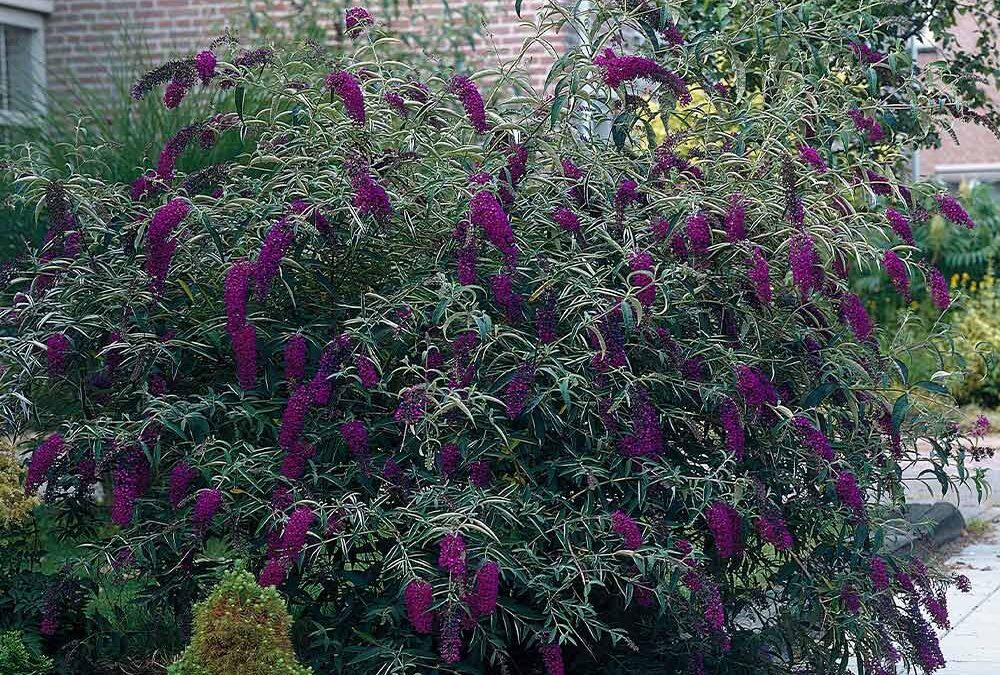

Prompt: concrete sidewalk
[938,514,1000,674]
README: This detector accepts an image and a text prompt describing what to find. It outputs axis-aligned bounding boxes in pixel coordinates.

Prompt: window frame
[0,2,47,125]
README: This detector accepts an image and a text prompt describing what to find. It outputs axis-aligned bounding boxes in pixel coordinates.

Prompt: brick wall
[916,12,1000,180]
[46,0,236,91]
[43,0,564,97]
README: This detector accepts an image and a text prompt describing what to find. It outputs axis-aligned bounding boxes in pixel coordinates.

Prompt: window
[0,3,47,123]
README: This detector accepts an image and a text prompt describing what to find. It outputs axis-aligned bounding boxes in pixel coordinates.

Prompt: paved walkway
[938,511,1000,674]
[904,435,1000,672]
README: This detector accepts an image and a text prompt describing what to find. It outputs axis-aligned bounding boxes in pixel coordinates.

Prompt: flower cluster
[706,501,742,558]
[405,580,434,634]
[449,75,490,133]
[438,533,466,576]
[755,514,794,551]
[145,198,190,292]
[345,6,374,35]
[259,506,316,586]
[25,433,66,495]
[935,193,976,228]
[283,335,308,383]
[611,510,644,550]
[592,48,690,102]
[326,70,366,124]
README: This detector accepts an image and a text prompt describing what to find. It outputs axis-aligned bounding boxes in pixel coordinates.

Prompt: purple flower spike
[325,70,366,124]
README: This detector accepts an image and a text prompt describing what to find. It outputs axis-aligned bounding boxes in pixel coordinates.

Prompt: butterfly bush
[0,1,988,673]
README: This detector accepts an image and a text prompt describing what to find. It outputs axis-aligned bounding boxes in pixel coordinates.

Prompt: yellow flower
[0,440,38,528]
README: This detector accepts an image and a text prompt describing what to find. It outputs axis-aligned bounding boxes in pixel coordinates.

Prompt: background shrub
[0,0,992,673]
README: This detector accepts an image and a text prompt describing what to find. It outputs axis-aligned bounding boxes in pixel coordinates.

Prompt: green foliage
[169,570,310,675]
[856,184,1000,406]
[0,630,53,675]
[0,1,991,674]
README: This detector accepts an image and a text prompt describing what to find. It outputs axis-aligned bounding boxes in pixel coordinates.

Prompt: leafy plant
[0,630,53,675]
[0,1,991,674]
[169,569,310,675]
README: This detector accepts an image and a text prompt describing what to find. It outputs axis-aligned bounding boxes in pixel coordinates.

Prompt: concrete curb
[887,501,966,554]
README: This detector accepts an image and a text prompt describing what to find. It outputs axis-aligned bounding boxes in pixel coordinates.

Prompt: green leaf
[891,394,909,431]
[914,380,949,396]
[235,85,246,121]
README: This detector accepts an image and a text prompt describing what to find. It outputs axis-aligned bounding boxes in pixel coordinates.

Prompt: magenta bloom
[719,398,745,461]
[540,641,564,675]
[145,198,190,292]
[490,273,523,322]
[449,75,490,133]
[628,250,655,308]
[503,143,528,187]
[886,208,914,244]
[848,108,884,143]
[469,561,500,616]
[455,229,478,285]
[340,420,370,466]
[850,41,886,64]
[534,293,558,345]
[928,266,951,310]
[683,213,710,256]
[618,391,663,458]
[883,250,910,299]
[611,510,643,549]
[438,533,466,576]
[224,261,253,336]
[440,443,461,478]
[552,207,581,234]
[835,470,865,517]
[232,323,257,389]
[870,556,890,591]
[936,193,975,228]
[45,333,71,375]
[614,179,642,213]
[278,384,312,449]
[592,48,690,102]
[735,364,778,414]
[706,501,742,558]
[325,70,365,124]
[384,91,407,116]
[280,440,315,480]
[789,232,822,299]
[278,506,316,559]
[168,463,198,508]
[283,334,308,382]
[195,50,217,83]
[352,172,392,222]
[163,79,187,108]
[111,443,151,527]
[756,514,793,551]
[839,293,874,342]
[504,362,534,417]
[470,191,517,264]
[797,144,828,173]
[661,20,684,46]
[405,580,434,633]
[345,6,373,35]
[192,488,222,531]
[841,584,861,614]
[258,558,287,587]
[469,460,492,488]
[724,194,746,241]
[747,246,772,304]
[792,416,834,461]
[355,355,379,389]
[440,612,462,663]
[25,433,66,494]
[253,218,294,300]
